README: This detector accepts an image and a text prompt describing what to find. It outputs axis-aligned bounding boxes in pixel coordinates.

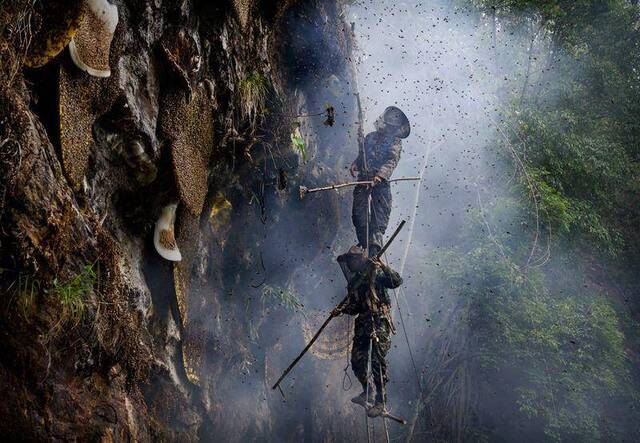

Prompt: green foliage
[239,72,268,121]
[261,285,305,314]
[426,2,640,416]
[480,1,639,258]
[498,100,633,256]
[50,264,96,331]
[458,2,640,438]
[1,264,96,336]
[535,179,573,233]
[1,269,41,319]
[431,244,636,441]
[290,123,307,160]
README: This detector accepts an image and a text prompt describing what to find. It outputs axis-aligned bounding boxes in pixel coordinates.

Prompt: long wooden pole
[271,220,406,391]
[299,177,420,199]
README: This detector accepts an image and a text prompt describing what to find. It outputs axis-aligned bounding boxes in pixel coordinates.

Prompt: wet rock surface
[1,0,363,440]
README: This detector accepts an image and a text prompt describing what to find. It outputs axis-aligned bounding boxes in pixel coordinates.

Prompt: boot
[350,390,369,408]
[367,394,385,418]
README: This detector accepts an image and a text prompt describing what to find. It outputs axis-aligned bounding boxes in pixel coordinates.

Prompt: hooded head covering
[375,106,410,139]
[337,245,367,281]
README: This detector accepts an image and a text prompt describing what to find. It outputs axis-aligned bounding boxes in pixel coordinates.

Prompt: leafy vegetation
[261,284,306,314]
[239,72,268,122]
[50,264,96,331]
[1,268,41,319]
[290,123,307,160]
[1,264,96,337]
[418,1,640,441]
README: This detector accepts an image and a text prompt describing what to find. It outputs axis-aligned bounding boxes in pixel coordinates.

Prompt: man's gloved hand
[349,162,359,178]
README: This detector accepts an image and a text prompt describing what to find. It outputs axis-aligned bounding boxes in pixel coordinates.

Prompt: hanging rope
[384,250,425,397]
[360,93,375,442]
[365,336,373,443]
[367,176,425,396]
[342,321,353,391]
[356,94,415,441]
[380,360,391,443]
[361,186,427,443]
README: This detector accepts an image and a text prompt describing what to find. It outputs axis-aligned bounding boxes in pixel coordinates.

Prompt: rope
[359,103,410,442]
[384,250,425,395]
[366,193,371,257]
[380,367,391,443]
[342,321,353,391]
[363,176,373,443]
[370,185,425,396]
[367,330,384,443]
[365,337,373,443]
[361,97,370,259]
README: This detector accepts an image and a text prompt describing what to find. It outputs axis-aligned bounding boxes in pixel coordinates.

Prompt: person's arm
[332,290,360,316]
[377,262,403,289]
[375,138,402,182]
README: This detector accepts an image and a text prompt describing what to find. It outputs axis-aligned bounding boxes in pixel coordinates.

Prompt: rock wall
[0,0,363,440]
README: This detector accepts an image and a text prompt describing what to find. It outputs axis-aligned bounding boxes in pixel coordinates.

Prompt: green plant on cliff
[239,72,268,122]
[2,264,96,334]
[1,269,41,319]
[50,264,96,331]
[15,274,39,319]
[290,122,307,160]
[261,285,305,314]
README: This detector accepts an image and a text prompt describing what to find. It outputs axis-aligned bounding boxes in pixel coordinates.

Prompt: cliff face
[0,1,361,440]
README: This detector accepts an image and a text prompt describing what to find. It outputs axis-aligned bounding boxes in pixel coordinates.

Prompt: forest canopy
[419,0,640,440]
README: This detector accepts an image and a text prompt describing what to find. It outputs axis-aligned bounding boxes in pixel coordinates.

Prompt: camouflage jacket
[354,130,402,181]
[342,265,403,327]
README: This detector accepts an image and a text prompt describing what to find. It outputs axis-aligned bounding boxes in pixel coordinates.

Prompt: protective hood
[376,106,410,139]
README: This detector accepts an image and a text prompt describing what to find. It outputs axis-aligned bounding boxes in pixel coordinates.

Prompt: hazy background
[339,1,640,441]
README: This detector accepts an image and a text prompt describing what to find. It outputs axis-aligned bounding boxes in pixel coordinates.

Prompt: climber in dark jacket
[350,106,410,256]
[335,246,403,418]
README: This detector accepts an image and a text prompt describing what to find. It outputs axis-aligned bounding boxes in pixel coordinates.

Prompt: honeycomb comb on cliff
[23,0,84,68]
[302,311,353,360]
[233,0,253,29]
[171,206,201,327]
[59,62,117,189]
[58,65,96,189]
[163,84,215,216]
[68,0,118,78]
[209,193,233,239]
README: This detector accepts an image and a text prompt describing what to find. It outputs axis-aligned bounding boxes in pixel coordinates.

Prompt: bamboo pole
[299,177,420,199]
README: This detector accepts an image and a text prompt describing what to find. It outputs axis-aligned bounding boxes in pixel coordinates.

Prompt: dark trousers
[351,315,391,401]
[352,183,392,254]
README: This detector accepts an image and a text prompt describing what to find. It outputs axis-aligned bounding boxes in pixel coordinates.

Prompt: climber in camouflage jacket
[350,106,410,255]
[335,246,403,417]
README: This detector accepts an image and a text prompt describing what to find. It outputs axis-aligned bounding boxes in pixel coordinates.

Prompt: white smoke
[346,0,528,437]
